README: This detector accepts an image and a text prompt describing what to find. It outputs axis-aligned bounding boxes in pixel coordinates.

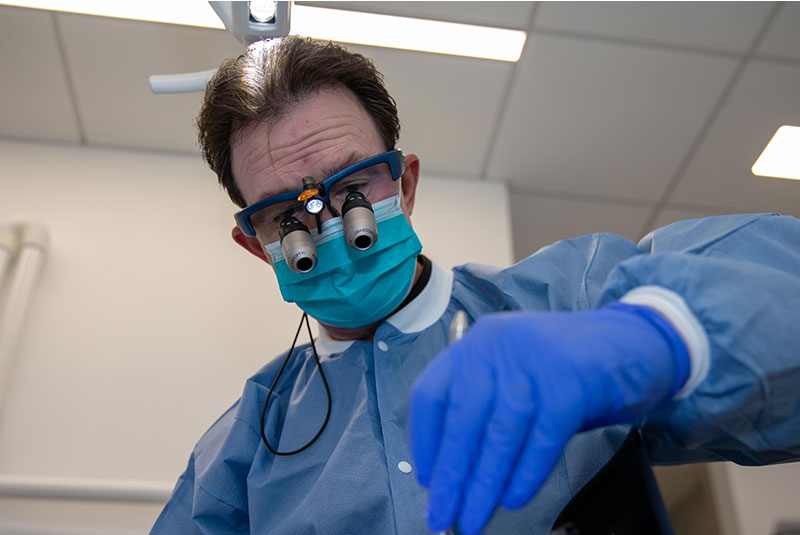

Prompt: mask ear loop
[260,312,332,455]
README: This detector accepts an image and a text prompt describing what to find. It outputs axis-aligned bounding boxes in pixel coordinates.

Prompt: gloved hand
[408,303,690,534]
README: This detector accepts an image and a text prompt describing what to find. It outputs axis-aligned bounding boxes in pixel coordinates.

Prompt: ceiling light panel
[291,5,526,61]
[1,1,224,28]
[1,1,526,61]
[752,125,800,181]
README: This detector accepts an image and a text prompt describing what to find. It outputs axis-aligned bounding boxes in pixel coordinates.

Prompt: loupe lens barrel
[279,217,318,273]
[342,192,377,250]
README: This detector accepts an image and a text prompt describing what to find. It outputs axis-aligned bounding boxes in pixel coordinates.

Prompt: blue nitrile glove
[408,303,690,534]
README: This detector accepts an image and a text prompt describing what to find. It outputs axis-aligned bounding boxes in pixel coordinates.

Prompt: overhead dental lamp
[148,1,291,94]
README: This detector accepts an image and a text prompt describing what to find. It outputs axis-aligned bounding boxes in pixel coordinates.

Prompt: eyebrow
[253,151,368,204]
[319,152,366,182]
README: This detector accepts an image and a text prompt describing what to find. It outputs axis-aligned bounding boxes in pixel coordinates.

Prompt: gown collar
[314,260,454,355]
[387,260,453,334]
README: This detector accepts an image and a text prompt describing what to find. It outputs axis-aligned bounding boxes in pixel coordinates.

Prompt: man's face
[230,85,418,267]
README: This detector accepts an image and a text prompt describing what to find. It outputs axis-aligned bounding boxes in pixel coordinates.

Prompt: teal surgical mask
[264,195,423,328]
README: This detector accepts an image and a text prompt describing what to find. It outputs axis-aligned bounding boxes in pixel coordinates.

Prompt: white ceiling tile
[0,6,80,143]
[510,189,653,260]
[57,14,243,153]
[487,35,737,202]
[536,1,772,55]
[297,1,535,30]
[348,44,512,176]
[757,2,800,61]
[671,60,800,214]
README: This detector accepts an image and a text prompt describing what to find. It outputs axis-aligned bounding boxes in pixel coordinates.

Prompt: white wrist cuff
[620,285,710,399]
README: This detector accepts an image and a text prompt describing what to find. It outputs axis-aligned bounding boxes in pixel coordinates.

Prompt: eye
[274,206,300,223]
[335,177,369,195]
[345,181,367,192]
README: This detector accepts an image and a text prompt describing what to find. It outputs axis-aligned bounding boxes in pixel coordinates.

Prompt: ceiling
[1,1,798,260]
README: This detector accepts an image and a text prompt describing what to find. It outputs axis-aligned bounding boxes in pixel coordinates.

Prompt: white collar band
[313,261,454,355]
[387,261,453,334]
[313,324,356,356]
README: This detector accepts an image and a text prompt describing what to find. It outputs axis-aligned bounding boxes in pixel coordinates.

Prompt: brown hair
[197,36,400,208]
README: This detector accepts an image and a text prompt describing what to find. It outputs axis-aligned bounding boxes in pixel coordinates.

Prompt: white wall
[707,461,800,535]
[0,140,512,534]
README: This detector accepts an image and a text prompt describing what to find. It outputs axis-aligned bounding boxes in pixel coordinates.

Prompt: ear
[400,153,420,217]
[231,226,273,265]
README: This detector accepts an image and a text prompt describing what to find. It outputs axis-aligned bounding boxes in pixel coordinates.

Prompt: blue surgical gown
[152,213,800,534]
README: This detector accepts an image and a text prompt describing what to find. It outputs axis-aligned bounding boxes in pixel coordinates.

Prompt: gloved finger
[426,353,495,532]
[501,405,574,510]
[409,349,454,487]
[457,393,535,534]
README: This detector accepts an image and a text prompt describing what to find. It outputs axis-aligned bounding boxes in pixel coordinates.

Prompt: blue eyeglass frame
[235,149,405,237]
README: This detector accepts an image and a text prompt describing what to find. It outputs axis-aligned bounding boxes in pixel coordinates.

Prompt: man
[152,36,800,534]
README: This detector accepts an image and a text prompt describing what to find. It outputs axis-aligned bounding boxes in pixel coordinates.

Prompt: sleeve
[150,396,254,535]
[150,450,251,535]
[595,213,800,466]
[454,232,641,314]
[150,453,198,534]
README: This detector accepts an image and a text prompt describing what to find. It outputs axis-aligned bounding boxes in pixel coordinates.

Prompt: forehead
[231,86,385,206]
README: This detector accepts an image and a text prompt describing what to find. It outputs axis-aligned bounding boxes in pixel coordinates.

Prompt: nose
[315,203,338,229]
[304,200,338,235]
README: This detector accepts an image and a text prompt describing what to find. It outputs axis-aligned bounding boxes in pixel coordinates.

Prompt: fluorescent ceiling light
[752,125,800,181]
[1,1,526,62]
[290,5,526,62]
[1,1,225,28]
